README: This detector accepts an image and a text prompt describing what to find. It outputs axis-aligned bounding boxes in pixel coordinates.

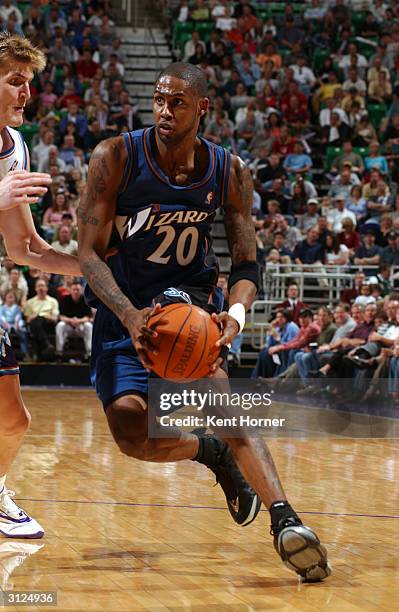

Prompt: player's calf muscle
[0,402,30,437]
[0,378,30,436]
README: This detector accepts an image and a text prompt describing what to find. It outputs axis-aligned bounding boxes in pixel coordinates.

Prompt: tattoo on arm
[77,210,99,226]
[225,159,257,265]
[77,150,113,226]
[81,252,134,323]
[78,140,132,323]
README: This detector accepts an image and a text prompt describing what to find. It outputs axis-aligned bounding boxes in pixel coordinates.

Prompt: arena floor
[1,389,398,611]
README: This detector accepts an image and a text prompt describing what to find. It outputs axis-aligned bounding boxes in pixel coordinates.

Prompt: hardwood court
[1,389,399,611]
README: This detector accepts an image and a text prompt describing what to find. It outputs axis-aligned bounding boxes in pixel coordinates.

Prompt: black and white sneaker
[211,443,261,526]
[192,430,261,526]
[272,516,331,582]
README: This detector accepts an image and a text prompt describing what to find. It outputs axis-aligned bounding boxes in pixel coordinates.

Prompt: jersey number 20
[147,225,199,266]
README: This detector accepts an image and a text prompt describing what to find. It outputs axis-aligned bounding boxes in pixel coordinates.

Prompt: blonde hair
[0,32,46,74]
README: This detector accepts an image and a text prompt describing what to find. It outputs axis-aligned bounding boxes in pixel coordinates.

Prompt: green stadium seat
[18,124,39,151]
[256,10,271,20]
[367,103,388,130]
[312,49,330,74]
[325,147,341,171]
[176,32,192,54]
[174,22,195,37]
[351,14,365,35]
[267,3,285,16]
[357,39,379,60]
[353,146,368,158]
[173,22,194,49]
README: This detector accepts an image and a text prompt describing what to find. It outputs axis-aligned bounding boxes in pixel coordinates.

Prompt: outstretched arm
[0,153,80,275]
[0,170,52,211]
[0,207,81,275]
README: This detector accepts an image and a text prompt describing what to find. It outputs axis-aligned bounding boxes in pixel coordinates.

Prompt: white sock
[0,475,6,492]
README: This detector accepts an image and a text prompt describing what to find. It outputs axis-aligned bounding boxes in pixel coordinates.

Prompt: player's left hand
[208,311,239,376]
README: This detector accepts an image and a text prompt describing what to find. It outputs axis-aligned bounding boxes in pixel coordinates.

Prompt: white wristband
[228,303,246,333]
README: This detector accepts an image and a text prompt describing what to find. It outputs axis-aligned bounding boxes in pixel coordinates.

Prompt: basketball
[147,303,221,380]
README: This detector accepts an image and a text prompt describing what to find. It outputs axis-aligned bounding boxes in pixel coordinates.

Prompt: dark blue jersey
[86,127,231,309]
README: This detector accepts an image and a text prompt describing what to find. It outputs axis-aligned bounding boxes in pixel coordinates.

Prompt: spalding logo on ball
[147,304,221,380]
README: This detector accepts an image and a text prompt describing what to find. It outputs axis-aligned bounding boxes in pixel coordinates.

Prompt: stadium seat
[18,123,39,150]
[175,32,192,55]
[194,21,214,42]
[353,146,368,158]
[351,14,365,35]
[266,3,286,16]
[325,147,341,171]
[173,22,194,37]
[312,49,330,74]
[173,22,194,50]
[367,103,388,130]
[256,10,271,20]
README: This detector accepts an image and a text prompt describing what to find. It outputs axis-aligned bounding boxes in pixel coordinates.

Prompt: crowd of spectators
[250,280,399,404]
[0,0,143,363]
[5,0,399,383]
[0,257,93,362]
[169,0,399,402]
[172,0,399,278]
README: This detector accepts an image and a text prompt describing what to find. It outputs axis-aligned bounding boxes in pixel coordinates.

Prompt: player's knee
[106,400,151,460]
[0,402,30,437]
[117,436,155,461]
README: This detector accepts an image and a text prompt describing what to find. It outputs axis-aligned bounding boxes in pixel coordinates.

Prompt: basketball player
[0,33,81,538]
[78,63,330,581]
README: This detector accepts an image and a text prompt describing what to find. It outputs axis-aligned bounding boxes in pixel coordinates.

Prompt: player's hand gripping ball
[147,303,221,380]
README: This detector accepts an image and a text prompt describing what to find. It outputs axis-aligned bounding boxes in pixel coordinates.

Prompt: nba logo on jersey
[164,288,192,304]
[205,192,214,205]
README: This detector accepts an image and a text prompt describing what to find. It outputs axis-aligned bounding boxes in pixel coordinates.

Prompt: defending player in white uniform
[0,33,80,538]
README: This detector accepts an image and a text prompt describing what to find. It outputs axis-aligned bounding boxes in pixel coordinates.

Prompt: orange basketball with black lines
[147,303,221,380]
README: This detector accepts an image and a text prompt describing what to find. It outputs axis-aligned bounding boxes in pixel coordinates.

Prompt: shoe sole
[0,527,44,539]
[277,525,331,582]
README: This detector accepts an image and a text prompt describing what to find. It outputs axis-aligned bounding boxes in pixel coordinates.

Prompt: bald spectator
[51,226,78,256]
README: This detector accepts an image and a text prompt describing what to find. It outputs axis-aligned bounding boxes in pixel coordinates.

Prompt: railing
[121,0,139,28]
[245,263,399,349]
[144,17,162,73]
[262,264,399,302]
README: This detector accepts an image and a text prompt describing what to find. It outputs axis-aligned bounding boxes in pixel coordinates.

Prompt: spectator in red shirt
[260,83,279,110]
[281,81,307,114]
[226,16,246,48]
[341,271,366,304]
[339,217,361,257]
[58,84,84,109]
[275,282,308,324]
[268,308,320,365]
[241,4,257,32]
[272,124,296,156]
[283,94,309,131]
[76,50,100,83]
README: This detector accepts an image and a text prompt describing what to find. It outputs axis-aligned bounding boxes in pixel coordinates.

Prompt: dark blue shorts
[0,327,19,377]
[90,285,225,409]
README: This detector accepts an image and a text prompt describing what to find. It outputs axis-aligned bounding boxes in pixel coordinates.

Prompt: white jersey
[0,126,27,180]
